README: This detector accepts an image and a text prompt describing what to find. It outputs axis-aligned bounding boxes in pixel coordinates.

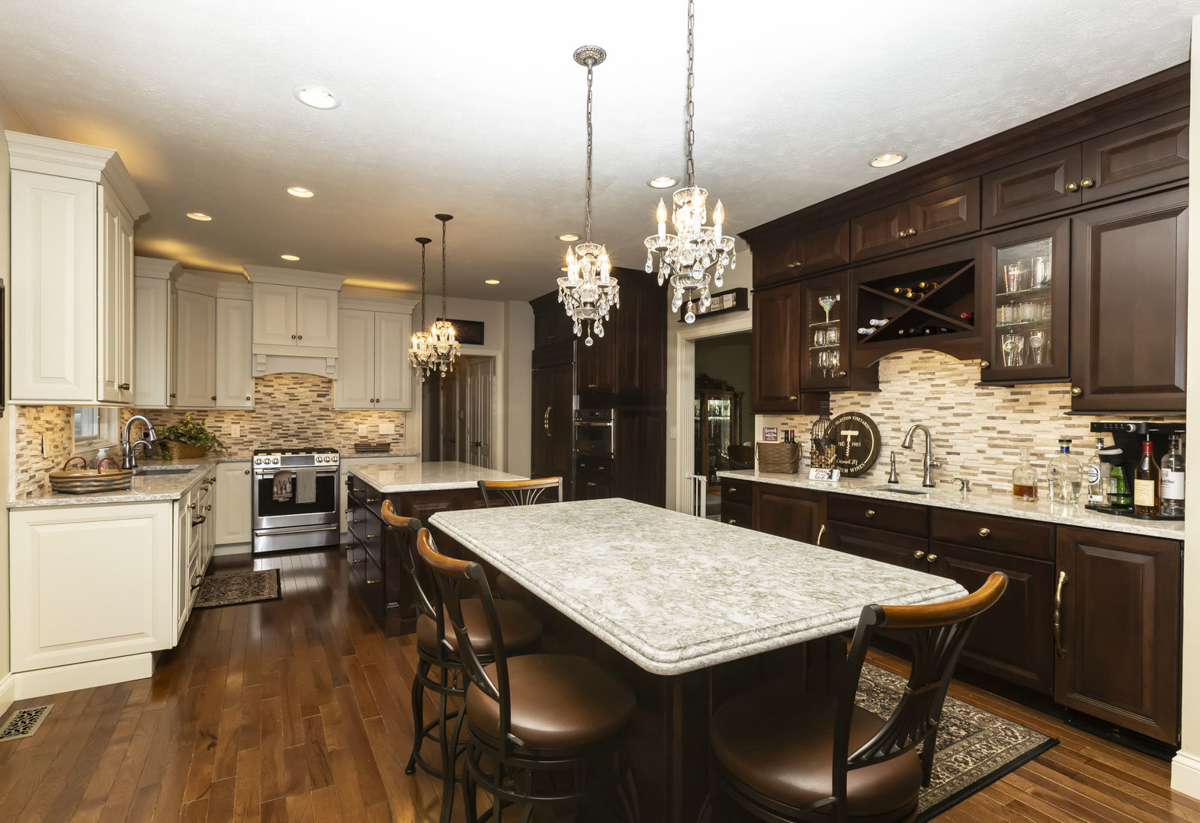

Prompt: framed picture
[439,318,485,345]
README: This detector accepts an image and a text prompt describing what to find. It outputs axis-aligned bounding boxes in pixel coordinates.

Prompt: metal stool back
[478,477,563,507]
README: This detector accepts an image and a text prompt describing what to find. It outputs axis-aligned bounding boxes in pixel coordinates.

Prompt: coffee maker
[1087,421,1185,520]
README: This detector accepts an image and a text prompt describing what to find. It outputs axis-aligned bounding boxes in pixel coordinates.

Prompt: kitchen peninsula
[344,460,528,634]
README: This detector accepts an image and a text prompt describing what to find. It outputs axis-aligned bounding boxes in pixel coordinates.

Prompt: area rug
[856,664,1057,820]
[194,569,282,609]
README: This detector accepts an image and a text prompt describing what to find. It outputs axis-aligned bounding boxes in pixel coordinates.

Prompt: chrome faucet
[121,415,158,470]
[901,424,940,488]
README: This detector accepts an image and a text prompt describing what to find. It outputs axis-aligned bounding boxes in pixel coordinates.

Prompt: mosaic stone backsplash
[760,349,1185,494]
[11,405,76,498]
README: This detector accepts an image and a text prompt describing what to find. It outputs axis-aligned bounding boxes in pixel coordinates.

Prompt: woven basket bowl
[756,441,800,474]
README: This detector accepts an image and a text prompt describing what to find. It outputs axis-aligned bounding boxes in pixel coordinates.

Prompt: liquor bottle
[1133,437,1160,516]
[1160,435,1184,517]
[1047,438,1083,505]
[960,311,975,322]
[1012,447,1038,501]
[1108,462,1133,511]
[868,318,890,327]
[1085,436,1106,505]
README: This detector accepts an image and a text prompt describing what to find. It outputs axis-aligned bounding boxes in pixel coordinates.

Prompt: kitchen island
[344,460,527,634]
[431,498,964,822]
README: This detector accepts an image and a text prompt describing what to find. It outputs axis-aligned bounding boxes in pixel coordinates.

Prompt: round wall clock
[826,412,882,477]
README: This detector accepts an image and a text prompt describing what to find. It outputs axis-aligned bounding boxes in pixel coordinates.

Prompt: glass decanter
[1047,438,1083,505]
[1012,447,1038,501]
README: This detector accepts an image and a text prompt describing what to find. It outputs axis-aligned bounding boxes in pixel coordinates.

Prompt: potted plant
[157,413,228,460]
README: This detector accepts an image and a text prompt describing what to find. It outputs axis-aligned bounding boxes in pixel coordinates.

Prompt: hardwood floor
[1,548,1198,822]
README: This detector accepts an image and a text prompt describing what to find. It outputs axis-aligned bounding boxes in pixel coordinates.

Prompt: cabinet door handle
[896,231,905,239]
[211,395,217,401]
[586,481,597,487]
[728,519,738,525]
[206,504,212,511]
[366,497,380,503]
[1054,571,1068,659]
[119,382,131,390]
[544,406,552,436]
[926,553,938,563]
[192,515,207,527]
[366,534,377,540]
[836,371,847,378]
[1070,387,1082,397]
[907,228,918,236]
[191,573,204,589]
[914,550,925,559]
[1065,181,1079,192]
[788,395,798,401]
[727,487,736,494]
[816,524,826,546]
[1080,178,1095,189]
[865,509,876,518]
[351,557,365,564]
[170,393,177,399]
[979,360,989,369]
[978,527,991,537]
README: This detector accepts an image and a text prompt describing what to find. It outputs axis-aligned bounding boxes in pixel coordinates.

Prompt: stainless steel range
[251,447,341,554]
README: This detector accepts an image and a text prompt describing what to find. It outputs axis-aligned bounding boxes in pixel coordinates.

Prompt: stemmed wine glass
[818,294,839,323]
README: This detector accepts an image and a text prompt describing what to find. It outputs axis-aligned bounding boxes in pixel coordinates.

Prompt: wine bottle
[857,327,875,336]
[960,311,975,322]
[918,281,940,291]
[1160,434,1185,517]
[893,287,913,299]
[1134,438,1160,516]
[868,318,890,327]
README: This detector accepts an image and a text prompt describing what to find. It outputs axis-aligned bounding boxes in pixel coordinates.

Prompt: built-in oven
[251,447,341,553]
[574,408,614,458]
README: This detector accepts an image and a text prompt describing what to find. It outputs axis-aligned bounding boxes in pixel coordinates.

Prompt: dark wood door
[752,483,825,545]
[1080,108,1188,203]
[752,236,800,288]
[1055,527,1181,744]
[799,271,852,391]
[978,218,1071,383]
[577,334,616,395]
[850,202,910,261]
[907,179,981,247]
[751,283,802,412]
[530,364,574,494]
[798,222,851,274]
[614,407,665,507]
[928,541,1054,694]
[826,521,926,569]
[982,147,1083,228]
[1069,188,1187,412]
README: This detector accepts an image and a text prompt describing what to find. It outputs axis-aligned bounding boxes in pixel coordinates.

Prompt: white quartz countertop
[717,469,1186,542]
[8,459,223,509]
[349,461,526,493]
[430,498,965,675]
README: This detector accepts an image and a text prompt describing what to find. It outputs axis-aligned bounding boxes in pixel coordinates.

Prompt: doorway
[693,332,753,518]
[421,354,496,467]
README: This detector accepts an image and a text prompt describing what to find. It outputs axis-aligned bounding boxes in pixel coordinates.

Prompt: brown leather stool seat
[466,654,636,750]
[416,598,542,656]
[711,679,922,818]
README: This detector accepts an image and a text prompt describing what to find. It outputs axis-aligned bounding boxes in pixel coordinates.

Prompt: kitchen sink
[865,484,933,496]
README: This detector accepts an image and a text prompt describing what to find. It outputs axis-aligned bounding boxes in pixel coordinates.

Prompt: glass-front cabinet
[979,218,1070,383]
[695,388,742,482]
[800,271,852,390]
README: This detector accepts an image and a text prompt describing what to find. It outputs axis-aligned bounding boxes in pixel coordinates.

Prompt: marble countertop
[430,498,965,676]
[339,452,420,461]
[349,461,526,493]
[9,459,220,509]
[717,469,1186,541]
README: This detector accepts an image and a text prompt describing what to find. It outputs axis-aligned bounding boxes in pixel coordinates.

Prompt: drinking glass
[826,326,839,345]
[1028,329,1046,365]
[997,303,1012,325]
[1001,332,1026,368]
[1041,301,1052,321]
[1020,301,1037,322]
[1032,256,1051,288]
[814,329,826,347]
[818,294,838,323]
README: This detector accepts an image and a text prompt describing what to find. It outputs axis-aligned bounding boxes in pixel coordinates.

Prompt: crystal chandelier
[557,45,619,347]
[644,0,735,323]
[428,214,461,375]
[408,236,437,381]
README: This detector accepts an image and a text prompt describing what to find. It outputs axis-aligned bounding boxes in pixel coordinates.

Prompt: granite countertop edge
[718,469,1186,541]
[349,462,527,494]
[9,457,226,509]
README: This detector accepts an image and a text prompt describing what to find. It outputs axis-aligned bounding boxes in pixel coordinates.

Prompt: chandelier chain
[685,0,696,186]
[585,61,594,243]
[418,242,426,328]
[440,219,447,321]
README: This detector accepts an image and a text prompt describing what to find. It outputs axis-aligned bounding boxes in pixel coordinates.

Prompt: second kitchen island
[345,461,527,634]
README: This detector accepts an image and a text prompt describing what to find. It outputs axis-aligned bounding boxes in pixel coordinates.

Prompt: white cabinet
[251,283,298,346]
[215,299,253,408]
[133,257,180,408]
[296,287,339,348]
[10,503,175,672]
[7,132,148,405]
[214,462,253,546]
[336,300,415,411]
[175,289,217,408]
[252,283,339,350]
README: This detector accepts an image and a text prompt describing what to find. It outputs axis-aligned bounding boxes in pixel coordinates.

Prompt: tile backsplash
[11,405,75,498]
[760,349,1185,494]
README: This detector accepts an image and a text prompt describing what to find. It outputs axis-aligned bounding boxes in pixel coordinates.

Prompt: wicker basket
[50,456,133,494]
[161,442,207,461]
[756,441,800,474]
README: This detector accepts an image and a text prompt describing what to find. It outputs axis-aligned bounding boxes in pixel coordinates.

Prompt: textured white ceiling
[0,0,1195,300]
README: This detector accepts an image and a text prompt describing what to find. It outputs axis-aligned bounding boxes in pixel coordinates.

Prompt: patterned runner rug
[856,663,1057,820]
[194,569,282,609]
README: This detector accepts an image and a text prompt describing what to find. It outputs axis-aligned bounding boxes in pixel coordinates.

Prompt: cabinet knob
[1070,387,1082,397]
[979,527,991,537]
[244,469,250,475]
[586,481,597,487]
[914,550,925,559]
[836,371,847,378]
[727,487,736,493]
[979,360,989,369]
[291,335,297,339]
[788,395,798,401]
[926,554,938,563]
[206,504,212,511]
[170,393,177,399]
[298,335,303,340]
[366,534,377,540]
[896,231,905,239]
[211,395,217,401]
[865,509,876,518]
[728,519,737,525]
[191,573,203,589]
[119,383,131,390]
[1065,181,1079,192]
[246,395,251,401]
[1080,178,1095,189]
[908,228,918,236]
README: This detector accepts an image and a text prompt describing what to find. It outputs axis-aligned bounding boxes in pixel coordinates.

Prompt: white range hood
[242,264,347,380]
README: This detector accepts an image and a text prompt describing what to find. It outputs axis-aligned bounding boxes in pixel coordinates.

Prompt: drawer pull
[925,554,938,563]
[366,577,380,585]
[728,519,737,525]
[1065,181,1079,192]
[816,524,826,546]
[1080,178,1095,188]
[788,395,798,401]
[978,527,991,537]
[1054,571,1068,659]
[865,509,876,518]
[913,550,925,559]
[727,487,736,494]
[351,557,365,565]
[191,573,203,589]
[366,497,381,503]
[366,534,378,540]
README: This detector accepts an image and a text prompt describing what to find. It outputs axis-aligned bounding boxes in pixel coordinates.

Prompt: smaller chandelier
[557,45,618,347]
[408,236,437,381]
[428,214,460,376]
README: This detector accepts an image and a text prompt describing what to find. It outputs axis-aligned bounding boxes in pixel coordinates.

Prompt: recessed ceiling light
[558,233,580,242]
[485,279,500,285]
[869,152,906,168]
[186,212,212,221]
[286,186,315,198]
[280,254,300,261]
[293,85,341,110]
[648,176,677,189]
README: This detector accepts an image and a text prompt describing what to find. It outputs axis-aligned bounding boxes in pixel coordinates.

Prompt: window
[73,407,119,449]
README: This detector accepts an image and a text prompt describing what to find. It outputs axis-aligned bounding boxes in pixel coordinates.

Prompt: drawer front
[930,508,1053,560]
[721,501,752,529]
[826,494,928,538]
[722,480,752,505]
[575,456,613,477]
[828,522,927,569]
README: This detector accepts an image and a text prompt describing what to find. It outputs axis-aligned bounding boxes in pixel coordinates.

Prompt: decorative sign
[826,412,882,477]
[762,427,778,442]
[439,318,485,345]
[677,287,749,322]
[808,467,841,482]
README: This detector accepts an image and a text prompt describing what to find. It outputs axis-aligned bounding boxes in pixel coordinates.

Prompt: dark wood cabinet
[753,222,851,288]
[531,362,575,494]
[751,283,801,412]
[827,522,926,569]
[850,202,910,261]
[1081,108,1188,203]
[1069,188,1187,412]
[613,407,666,508]
[799,271,877,392]
[1055,527,1181,744]
[851,181,980,262]
[533,294,574,349]
[752,483,825,545]
[982,147,1083,228]
[721,500,751,528]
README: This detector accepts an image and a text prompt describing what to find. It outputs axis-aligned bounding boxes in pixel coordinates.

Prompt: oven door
[252,468,340,530]
[574,420,613,458]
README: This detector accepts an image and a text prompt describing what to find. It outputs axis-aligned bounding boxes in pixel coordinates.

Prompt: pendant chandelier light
[644,0,735,323]
[427,213,461,375]
[408,236,437,380]
[557,45,619,347]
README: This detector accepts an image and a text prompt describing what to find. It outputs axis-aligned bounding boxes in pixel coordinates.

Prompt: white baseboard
[12,653,156,701]
[214,542,251,557]
[0,672,15,717]
[1172,750,1200,799]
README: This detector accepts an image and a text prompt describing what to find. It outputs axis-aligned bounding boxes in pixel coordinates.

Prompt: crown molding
[242,264,347,291]
[338,285,418,314]
[134,256,181,281]
[6,130,150,221]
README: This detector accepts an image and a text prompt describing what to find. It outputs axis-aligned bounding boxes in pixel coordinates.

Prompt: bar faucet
[121,415,158,470]
[901,424,940,488]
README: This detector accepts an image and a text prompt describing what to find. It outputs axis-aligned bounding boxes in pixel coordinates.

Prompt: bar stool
[478,477,563,601]
[708,573,1007,823]
[415,527,638,823]
[379,503,542,822]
